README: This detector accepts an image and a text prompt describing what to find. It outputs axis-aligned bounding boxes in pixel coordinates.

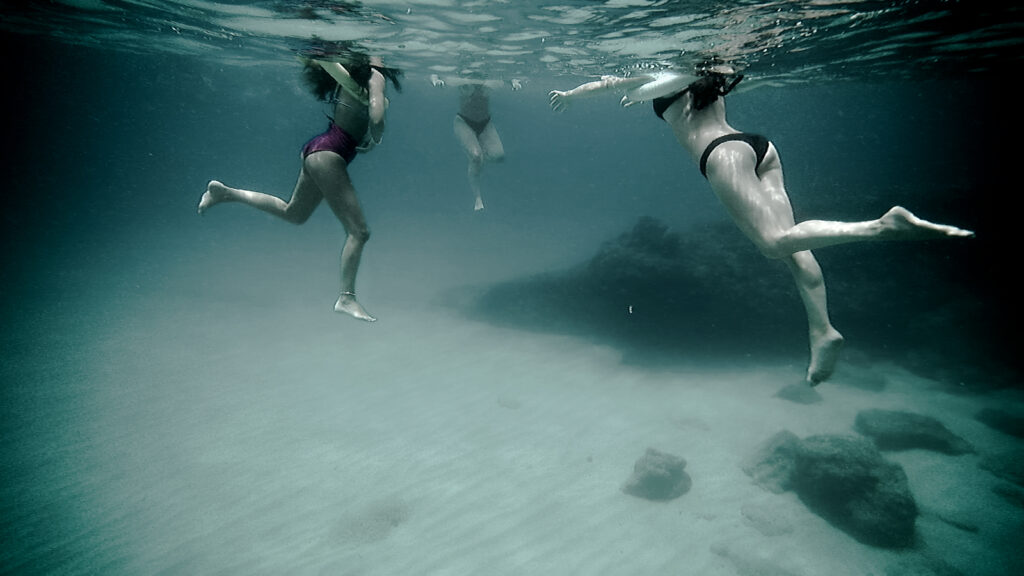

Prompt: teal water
[2,2,1022,574]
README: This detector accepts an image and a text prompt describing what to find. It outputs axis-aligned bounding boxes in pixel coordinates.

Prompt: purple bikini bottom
[301,123,358,164]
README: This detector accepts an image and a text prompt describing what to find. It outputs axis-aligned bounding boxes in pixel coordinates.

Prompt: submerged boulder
[794,434,919,549]
[978,449,1024,487]
[622,448,692,501]
[974,407,1024,439]
[743,431,918,548]
[740,430,802,494]
[854,409,974,455]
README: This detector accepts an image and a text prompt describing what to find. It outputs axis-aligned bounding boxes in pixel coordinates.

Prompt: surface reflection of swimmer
[549,63,974,386]
[431,74,522,210]
[199,48,402,322]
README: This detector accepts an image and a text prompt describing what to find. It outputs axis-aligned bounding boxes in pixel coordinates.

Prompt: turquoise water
[2,2,1022,574]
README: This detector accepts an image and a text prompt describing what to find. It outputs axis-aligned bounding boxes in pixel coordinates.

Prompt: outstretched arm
[431,74,515,90]
[548,74,651,112]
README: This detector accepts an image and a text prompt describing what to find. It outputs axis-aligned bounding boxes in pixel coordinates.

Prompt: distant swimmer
[549,62,974,385]
[199,45,402,322]
[431,73,523,211]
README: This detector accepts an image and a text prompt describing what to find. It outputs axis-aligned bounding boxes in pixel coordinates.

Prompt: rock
[622,448,691,501]
[854,409,974,455]
[741,430,802,494]
[793,434,918,548]
[991,482,1024,509]
[978,449,1024,486]
[774,382,823,405]
[974,407,1024,438]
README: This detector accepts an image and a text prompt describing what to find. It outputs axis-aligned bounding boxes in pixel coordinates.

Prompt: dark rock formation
[854,409,974,454]
[741,430,802,494]
[468,217,805,357]
[743,431,918,548]
[974,407,1024,438]
[459,216,1003,385]
[794,434,918,548]
[622,448,692,501]
[991,483,1024,509]
[978,449,1024,486]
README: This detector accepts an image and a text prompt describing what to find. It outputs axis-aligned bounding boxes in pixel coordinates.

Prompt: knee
[753,236,787,259]
[790,255,825,288]
[349,225,370,244]
[284,210,311,225]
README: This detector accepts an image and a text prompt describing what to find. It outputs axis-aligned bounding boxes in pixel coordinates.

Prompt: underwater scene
[1,2,1022,574]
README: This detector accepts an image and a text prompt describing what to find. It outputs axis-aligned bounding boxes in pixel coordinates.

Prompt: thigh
[706,143,796,238]
[285,164,325,221]
[303,152,367,233]
[477,122,505,160]
[453,115,483,157]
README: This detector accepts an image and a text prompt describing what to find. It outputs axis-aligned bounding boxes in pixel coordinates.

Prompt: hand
[430,74,444,87]
[511,78,523,91]
[620,94,640,108]
[549,90,570,112]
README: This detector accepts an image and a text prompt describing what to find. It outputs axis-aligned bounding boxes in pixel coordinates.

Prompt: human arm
[548,74,652,112]
[431,74,509,90]
[314,59,354,86]
[365,68,387,148]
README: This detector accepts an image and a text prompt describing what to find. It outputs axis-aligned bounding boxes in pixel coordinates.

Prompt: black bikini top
[652,88,690,120]
[652,73,744,120]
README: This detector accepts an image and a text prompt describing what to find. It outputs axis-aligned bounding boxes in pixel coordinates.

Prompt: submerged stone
[854,409,974,455]
[974,407,1024,439]
[622,448,692,501]
[793,434,918,549]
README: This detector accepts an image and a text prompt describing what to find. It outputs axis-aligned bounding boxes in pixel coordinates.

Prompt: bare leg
[770,206,974,256]
[454,116,486,211]
[198,169,321,224]
[706,143,973,259]
[784,252,844,385]
[303,152,376,322]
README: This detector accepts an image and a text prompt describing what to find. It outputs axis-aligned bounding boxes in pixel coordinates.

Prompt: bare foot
[474,197,485,211]
[198,180,231,215]
[878,206,974,239]
[334,293,377,322]
[807,328,844,386]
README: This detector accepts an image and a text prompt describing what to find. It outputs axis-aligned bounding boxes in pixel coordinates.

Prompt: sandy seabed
[2,229,1022,576]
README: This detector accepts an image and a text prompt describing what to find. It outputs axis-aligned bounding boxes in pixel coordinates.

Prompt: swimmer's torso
[331,84,370,140]
[458,84,490,123]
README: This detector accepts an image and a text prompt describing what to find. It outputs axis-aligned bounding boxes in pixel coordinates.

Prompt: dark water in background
[1,26,1017,383]
[1,4,1023,574]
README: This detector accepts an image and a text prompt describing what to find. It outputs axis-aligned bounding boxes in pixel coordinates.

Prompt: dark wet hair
[298,38,403,101]
[686,71,744,111]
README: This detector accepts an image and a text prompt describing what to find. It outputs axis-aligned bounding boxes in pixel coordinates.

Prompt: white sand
[2,228,1022,576]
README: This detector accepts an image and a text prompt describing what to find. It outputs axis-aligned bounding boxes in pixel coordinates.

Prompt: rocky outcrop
[974,408,1024,438]
[854,409,974,454]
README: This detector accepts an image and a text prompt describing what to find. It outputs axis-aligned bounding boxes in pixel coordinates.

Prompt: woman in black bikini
[199,51,401,322]
[431,74,522,211]
[549,64,974,385]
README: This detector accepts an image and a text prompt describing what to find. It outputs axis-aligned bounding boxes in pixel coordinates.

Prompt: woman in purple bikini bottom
[198,50,401,322]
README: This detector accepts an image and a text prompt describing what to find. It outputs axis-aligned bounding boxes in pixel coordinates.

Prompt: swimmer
[199,47,402,322]
[549,63,973,384]
[431,74,522,210]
